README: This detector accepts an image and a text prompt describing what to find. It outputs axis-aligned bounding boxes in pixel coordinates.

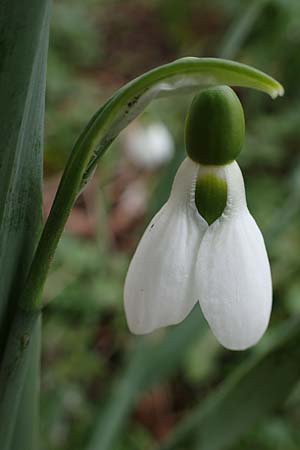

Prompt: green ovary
[185,86,245,165]
[195,172,227,225]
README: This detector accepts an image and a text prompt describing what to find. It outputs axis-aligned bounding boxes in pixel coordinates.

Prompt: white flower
[124,158,272,350]
[125,122,174,169]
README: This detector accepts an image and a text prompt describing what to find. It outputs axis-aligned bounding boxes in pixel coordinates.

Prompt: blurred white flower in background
[124,122,174,170]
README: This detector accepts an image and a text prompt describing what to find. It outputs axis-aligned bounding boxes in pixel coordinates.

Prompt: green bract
[185,86,245,165]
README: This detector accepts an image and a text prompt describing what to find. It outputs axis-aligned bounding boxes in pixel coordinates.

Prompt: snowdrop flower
[125,122,174,169]
[124,86,272,350]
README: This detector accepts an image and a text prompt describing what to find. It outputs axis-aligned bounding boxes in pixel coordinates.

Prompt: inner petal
[195,168,228,225]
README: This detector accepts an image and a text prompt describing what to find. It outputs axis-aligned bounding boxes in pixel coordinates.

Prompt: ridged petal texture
[124,158,207,333]
[195,162,272,350]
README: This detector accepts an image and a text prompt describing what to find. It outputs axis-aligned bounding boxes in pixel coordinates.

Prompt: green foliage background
[41,0,300,449]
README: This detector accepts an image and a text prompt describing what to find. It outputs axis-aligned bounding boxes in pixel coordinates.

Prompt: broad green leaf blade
[158,319,300,450]
[0,1,50,449]
[86,310,206,450]
[0,0,47,333]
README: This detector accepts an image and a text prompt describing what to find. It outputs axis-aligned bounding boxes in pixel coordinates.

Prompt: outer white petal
[195,161,272,350]
[124,158,207,334]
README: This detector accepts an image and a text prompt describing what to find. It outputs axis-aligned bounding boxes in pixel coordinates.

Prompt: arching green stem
[20,57,283,312]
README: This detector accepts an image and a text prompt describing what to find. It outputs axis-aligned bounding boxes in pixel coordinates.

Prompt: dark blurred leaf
[0,1,50,448]
[158,319,300,450]
[219,0,269,59]
[86,309,206,450]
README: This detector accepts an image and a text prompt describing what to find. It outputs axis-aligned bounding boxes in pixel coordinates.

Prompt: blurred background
[42,0,300,449]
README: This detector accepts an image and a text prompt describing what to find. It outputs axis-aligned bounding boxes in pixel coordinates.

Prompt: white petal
[124,158,207,334]
[195,162,272,350]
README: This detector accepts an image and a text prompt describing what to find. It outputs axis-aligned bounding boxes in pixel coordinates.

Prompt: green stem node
[185,86,245,165]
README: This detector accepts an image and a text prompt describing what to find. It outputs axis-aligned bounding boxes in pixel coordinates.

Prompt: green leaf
[0,1,50,449]
[158,319,300,450]
[86,310,206,450]
[219,0,270,59]
[0,0,47,338]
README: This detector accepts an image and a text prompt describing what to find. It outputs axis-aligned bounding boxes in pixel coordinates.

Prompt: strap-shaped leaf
[0,1,50,449]
[0,0,47,335]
